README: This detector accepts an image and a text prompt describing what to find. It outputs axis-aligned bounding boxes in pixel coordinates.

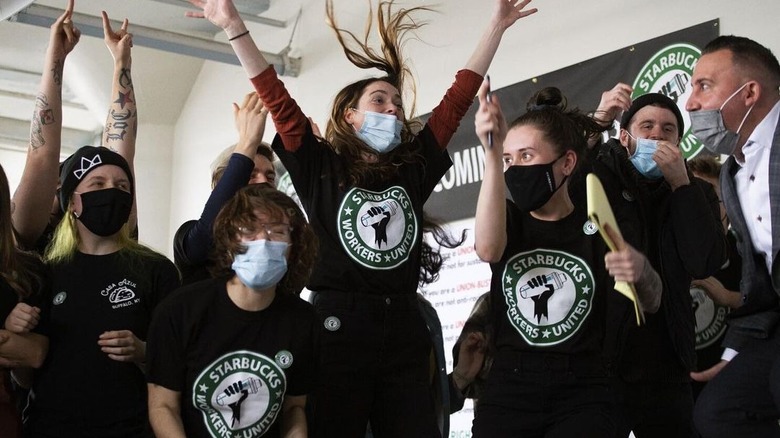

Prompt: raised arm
[474,80,509,262]
[12,0,80,248]
[187,0,269,77]
[187,0,308,150]
[178,93,267,266]
[101,11,138,231]
[464,0,537,76]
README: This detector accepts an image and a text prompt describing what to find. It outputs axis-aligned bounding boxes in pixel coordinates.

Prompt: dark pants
[693,326,780,438]
[611,379,695,438]
[472,350,614,438]
[309,291,439,438]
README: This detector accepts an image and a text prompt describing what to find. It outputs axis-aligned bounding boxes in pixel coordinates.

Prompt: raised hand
[595,83,632,127]
[492,0,538,31]
[233,92,269,154]
[50,0,81,58]
[187,0,244,35]
[102,11,133,66]
[475,79,507,151]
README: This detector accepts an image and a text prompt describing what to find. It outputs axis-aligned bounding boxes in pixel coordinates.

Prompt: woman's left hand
[98,330,146,363]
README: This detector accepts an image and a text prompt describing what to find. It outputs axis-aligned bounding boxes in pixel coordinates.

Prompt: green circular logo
[338,186,418,270]
[501,249,596,346]
[631,43,703,160]
[192,350,287,437]
[691,286,730,349]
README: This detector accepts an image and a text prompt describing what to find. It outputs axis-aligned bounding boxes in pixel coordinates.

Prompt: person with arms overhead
[187,0,537,435]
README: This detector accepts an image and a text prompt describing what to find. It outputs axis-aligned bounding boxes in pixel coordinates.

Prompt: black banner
[425,20,720,222]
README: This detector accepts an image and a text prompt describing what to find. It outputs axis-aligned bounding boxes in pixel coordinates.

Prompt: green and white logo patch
[691,286,730,350]
[338,186,418,270]
[632,43,703,159]
[193,350,286,437]
[502,249,595,346]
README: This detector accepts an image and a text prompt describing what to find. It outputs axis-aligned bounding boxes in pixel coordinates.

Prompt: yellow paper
[586,173,645,326]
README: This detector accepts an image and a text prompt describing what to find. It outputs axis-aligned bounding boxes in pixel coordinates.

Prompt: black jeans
[309,291,439,438]
[611,378,695,438]
[472,350,614,438]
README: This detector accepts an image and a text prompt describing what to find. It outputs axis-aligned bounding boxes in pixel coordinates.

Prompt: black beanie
[59,146,134,212]
[620,93,685,138]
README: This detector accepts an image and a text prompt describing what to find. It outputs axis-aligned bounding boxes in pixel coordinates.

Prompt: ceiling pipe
[8,4,302,76]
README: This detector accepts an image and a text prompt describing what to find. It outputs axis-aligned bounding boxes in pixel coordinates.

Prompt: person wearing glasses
[147,184,319,438]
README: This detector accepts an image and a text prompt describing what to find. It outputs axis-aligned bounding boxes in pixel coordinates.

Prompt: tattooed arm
[12,0,80,248]
[101,11,139,231]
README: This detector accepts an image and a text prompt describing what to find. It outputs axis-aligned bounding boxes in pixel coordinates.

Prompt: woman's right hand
[233,92,269,153]
[49,0,81,57]
[475,79,507,151]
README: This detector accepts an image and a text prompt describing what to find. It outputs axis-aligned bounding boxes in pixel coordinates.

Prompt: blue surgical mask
[626,133,663,179]
[232,239,289,290]
[689,82,754,156]
[353,109,403,153]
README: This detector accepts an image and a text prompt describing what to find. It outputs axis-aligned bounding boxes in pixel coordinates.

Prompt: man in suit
[686,35,780,438]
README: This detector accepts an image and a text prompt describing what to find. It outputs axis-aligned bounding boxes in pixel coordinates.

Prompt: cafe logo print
[691,286,730,350]
[502,249,595,346]
[193,350,287,437]
[338,186,418,270]
[631,43,703,159]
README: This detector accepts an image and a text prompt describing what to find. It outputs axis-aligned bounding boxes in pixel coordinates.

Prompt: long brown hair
[1,164,45,299]
[210,184,318,296]
[324,0,431,187]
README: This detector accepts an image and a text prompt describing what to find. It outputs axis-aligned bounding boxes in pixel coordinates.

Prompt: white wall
[3,0,780,258]
[167,0,780,258]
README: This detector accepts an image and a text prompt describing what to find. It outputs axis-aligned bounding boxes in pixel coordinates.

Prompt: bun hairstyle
[510,87,607,169]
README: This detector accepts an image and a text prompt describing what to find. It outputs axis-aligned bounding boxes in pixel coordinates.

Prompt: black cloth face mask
[75,188,133,237]
[504,154,567,212]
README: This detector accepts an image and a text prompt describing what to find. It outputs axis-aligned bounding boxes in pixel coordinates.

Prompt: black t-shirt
[693,230,742,370]
[147,278,317,438]
[272,125,452,296]
[26,249,180,437]
[490,201,611,356]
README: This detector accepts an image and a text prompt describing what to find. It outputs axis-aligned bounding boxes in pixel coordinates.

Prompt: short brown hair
[687,155,722,180]
[210,184,317,296]
[211,143,275,190]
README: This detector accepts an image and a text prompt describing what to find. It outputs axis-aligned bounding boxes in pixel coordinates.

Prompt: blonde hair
[211,143,274,189]
[45,207,162,267]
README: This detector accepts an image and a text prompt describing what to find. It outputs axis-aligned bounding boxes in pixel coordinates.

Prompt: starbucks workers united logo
[193,351,287,437]
[338,186,418,270]
[502,249,596,346]
[631,43,703,159]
